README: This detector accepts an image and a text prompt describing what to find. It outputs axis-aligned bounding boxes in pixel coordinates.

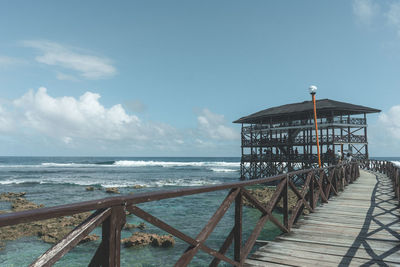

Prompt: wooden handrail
[360,159,400,204]
[0,162,361,266]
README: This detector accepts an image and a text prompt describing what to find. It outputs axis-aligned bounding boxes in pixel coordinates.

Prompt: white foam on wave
[0,179,28,185]
[151,179,221,187]
[98,178,222,188]
[0,164,41,168]
[113,160,240,168]
[209,168,238,172]
[0,177,222,188]
[0,160,240,169]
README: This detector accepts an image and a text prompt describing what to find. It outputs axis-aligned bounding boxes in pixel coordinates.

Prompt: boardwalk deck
[245,170,400,266]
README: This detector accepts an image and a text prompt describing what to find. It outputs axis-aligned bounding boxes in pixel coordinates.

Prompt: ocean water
[0,157,282,266]
[2,156,398,266]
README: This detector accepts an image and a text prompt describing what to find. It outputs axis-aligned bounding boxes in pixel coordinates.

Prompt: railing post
[332,168,337,193]
[283,175,289,230]
[234,188,242,263]
[396,169,400,203]
[90,205,126,267]
[309,172,315,210]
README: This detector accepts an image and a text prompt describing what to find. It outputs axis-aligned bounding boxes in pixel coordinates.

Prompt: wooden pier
[0,161,398,266]
[246,169,400,266]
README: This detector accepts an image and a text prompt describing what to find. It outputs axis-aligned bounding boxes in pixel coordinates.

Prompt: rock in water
[0,192,26,202]
[123,222,146,230]
[151,235,175,248]
[0,192,94,245]
[86,186,95,191]
[137,222,146,230]
[105,187,120,194]
[243,187,310,214]
[122,232,175,248]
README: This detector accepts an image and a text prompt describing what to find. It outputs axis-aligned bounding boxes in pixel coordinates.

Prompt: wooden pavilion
[234,99,380,180]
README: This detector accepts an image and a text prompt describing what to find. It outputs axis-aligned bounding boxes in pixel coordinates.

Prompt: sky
[0,0,399,157]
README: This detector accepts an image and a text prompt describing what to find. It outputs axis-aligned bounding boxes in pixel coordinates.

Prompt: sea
[0,157,278,267]
[0,156,398,266]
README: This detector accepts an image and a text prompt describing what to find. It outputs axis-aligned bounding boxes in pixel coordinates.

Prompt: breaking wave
[0,161,239,170]
[0,178,222,188]
[112,160,239,168]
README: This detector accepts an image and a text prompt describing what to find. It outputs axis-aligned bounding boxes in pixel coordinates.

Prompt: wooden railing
[0,162,359,267]
[360,159,400,205]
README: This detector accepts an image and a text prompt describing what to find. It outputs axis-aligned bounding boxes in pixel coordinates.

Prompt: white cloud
[0,56,26,68]
[368,105,400,156]
[14,88,144,143]
[22,40,116,79]
[353,0,379,25]
[386,2,400,36]
[378,105,400,139]
[0,88,239,155]
[0,105,14,132]
[196,108,238,140]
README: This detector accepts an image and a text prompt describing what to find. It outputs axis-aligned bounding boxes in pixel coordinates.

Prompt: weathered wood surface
[245,170,400,266]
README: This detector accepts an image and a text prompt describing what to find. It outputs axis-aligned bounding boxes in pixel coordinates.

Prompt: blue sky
[0,0,399,156]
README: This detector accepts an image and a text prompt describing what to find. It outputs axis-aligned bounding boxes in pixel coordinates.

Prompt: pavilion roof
[233,99,380,124]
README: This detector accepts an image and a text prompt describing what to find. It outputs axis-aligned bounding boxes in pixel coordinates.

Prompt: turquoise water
[0,157,282,266]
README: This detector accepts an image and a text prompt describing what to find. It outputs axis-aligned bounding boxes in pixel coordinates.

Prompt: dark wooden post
[333,168,338,193]
[396,168,399,197]
[234,189,242,263]
[283,175,289,230]
[90,205,126,267]
[309,173,315,210]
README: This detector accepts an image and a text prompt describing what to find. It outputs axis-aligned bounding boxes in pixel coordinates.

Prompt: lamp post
[309,85,322,168]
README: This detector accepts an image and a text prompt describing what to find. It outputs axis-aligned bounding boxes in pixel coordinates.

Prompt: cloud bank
[196,108,238,140]
[377,105,400,139]
[23,40,116,79]
[1,88,238,155]
[352,0,400,36]
[386,2,400,36]
[368,105,400,156]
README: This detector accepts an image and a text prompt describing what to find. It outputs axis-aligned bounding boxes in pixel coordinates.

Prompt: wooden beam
[30,208,111,267]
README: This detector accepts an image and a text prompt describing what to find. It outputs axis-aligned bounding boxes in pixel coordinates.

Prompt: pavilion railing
[360,160,400,205]
[241,134,366,147]
[0,162,360,267]
[242,117,366,133]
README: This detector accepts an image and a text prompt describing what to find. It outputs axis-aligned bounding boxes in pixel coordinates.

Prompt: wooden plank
[295,227,400,237]
[275,236,400,252]
[294,222,400,233]
[249,251,342,267]
[30,208,111,267]
[252,246,396,266]
[234,190,242,263]
[285,229,400,243]
[246,169,400,267]
[244,258,293,267]
[264,240,400,263]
